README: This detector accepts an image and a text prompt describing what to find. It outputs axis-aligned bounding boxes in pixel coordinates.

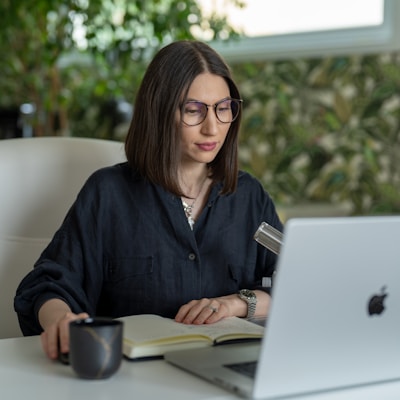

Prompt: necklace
[181,175,208,230]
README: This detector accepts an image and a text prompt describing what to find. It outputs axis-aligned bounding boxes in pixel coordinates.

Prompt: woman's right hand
[38,299,89,360]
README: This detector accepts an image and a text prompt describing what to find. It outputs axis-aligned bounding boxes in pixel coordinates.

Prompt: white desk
[1,336,400,399]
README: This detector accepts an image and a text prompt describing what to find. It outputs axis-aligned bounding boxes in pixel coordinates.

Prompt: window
[201,0,400,62]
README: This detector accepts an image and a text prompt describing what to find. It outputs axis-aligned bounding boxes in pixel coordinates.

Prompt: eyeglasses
[181,98,242,126]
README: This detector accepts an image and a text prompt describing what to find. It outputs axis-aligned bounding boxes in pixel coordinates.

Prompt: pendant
[182,200,195,230]
[188,216,195,230]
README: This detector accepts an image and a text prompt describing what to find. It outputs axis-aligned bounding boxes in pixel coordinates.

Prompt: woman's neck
[179,167,212,229]
[179,165,210,199]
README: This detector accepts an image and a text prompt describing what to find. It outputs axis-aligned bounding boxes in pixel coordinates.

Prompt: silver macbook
[165,216,400,399]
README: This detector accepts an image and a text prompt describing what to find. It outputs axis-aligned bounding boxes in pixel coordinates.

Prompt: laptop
[165,216,400,399]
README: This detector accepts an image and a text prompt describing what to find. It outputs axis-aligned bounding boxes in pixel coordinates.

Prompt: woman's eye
[218,106,230,112]
[185,108,201,115]
[217,106,231,114]
[184,104,203,115]
[217,101,231,113]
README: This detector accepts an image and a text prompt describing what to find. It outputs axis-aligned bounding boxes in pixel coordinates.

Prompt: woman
[14,40,283,360]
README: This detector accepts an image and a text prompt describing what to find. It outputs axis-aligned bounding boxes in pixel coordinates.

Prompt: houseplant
[0,0,241,137]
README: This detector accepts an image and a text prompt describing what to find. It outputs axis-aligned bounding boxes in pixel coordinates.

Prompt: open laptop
[165,216,400,399]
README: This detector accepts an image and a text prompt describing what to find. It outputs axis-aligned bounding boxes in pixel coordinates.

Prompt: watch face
[240,289,256,300]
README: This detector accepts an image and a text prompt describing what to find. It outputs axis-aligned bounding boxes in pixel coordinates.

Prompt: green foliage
[1,1,399,214]
[232,54,400,215]
[0,0,240,136]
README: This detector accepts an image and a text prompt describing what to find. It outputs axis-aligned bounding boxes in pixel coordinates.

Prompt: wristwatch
[238,289,257,319]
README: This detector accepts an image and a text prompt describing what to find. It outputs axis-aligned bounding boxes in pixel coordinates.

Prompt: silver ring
[208,306,218,313]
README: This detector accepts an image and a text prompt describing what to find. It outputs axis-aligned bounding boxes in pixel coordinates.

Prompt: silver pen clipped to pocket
[254,222,284,255]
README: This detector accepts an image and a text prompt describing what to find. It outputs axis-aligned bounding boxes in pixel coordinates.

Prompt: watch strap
[238,289,257,319]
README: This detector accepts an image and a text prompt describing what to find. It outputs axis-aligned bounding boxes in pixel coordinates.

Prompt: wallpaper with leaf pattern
[232,53,400,215]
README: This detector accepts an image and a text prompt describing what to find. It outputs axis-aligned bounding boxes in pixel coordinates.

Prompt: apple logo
[367,286,388,316]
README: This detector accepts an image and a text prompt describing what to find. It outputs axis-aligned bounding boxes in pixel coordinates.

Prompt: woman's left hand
[174,294,247,325]
[175,290,271,325]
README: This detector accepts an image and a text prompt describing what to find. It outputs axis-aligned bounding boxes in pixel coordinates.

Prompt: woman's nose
[200,107,219,135]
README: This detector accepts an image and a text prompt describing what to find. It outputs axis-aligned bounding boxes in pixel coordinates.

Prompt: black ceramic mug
[69,317,123,379]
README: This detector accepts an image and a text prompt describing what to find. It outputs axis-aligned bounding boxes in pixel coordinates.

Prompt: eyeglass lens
[182,98,241,126]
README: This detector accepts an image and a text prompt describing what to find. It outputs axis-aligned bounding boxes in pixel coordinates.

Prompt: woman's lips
[197,142,217,151]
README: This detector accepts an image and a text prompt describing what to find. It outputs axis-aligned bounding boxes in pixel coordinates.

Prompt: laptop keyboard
[224,361,258,378]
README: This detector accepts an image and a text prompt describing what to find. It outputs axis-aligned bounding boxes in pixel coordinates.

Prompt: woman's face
[178,73,232,167]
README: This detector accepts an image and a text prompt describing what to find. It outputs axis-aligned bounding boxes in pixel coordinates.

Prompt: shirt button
[188,253,196,261]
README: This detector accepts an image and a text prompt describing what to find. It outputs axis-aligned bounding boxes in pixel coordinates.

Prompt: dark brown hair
[125,40,242,195]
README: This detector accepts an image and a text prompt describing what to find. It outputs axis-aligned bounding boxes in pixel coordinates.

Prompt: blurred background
[1,0,399,216]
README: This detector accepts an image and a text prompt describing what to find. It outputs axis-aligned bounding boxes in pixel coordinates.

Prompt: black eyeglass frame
[180,97,243,126]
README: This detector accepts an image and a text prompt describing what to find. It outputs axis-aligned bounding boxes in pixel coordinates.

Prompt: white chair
[0,137,126,338]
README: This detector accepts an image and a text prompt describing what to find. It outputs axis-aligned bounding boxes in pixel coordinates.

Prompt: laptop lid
[165,216,400,399]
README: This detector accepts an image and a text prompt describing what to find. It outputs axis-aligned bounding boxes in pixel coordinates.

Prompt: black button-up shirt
[15,163,283,335]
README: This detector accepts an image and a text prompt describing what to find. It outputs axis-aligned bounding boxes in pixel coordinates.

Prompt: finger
[204,302,230,324]
[175,299,207,323]
[184,300,216,324]
[174,303,193,323]
[59,312,89,354]
[190,307,216,325]
[205,309,224,323]
[208,305,219,314]
[42,324,60,360]
[189,301,221,325]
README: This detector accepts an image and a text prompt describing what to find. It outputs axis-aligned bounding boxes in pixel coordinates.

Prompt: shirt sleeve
[14,169,107,335]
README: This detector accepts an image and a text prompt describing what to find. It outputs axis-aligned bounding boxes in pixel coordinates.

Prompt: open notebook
[165,216,400,399]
